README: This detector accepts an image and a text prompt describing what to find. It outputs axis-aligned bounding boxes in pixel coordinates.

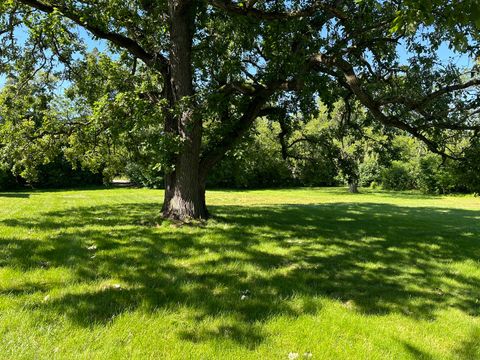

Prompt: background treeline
[127,119,480,194]
[1,99,479,194]
[0,156,103,190]
[207,122,478,194]
[126,102,480,194]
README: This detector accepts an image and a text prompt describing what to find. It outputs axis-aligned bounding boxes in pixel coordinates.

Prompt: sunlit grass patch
[0,187,479,359]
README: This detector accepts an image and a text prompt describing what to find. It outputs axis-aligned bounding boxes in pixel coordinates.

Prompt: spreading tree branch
[17,0,168,73]
[210,0,347,21]
[310,53,471,160]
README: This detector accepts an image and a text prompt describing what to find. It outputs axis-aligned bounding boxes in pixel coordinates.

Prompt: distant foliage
[381,162,416,191]
[207,120,298,188]
[0,168,20,190]
[124,162,164,189]
[454,140,480,193]
[0,156,102,190]
[128,108,480,194]
[414,156,453,194]
[358,158,382,187]
[34,157,103,188]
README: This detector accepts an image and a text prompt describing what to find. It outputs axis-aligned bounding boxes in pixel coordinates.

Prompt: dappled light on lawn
[0,188,479,359]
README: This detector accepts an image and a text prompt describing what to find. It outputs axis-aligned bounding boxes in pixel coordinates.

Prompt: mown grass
[0,187,479,359]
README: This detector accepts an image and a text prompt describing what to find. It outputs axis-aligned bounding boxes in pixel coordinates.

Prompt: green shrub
[124,162,164,188]
[359,158,382,187]
[34,156,103,188]
[0,156,103,190]
[381,161,416,190]
[0,168,21,190]
[415,156,440,194]
[370,181,379,189]
[414,155,459,194]
[453,143,480,194]
[207,146,294,188]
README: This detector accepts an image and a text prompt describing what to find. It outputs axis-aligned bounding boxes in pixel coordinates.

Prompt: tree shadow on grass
[1,201,480,348]
[178,323,265,350]
[399,326,480,360]
[400,342,436,360]
[0,192,30,198]
[454,327,480,359]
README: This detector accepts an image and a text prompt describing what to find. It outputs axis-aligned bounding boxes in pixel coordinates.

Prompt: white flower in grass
[101,283,123,291]
[303,352,313,358]
[87,244,97,251]
[240,289,251,300]
[288,352,299,360]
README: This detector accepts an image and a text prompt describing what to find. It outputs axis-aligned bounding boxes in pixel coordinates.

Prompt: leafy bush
[370,181,380,189]
[359,158,382,187]
[0,157,103,190]
[381,161,416,191]
[415,156,440,194]
[207,119,293,188]
[292,158,337,187]
[0,168,21,190]
[125,162,164,188]
[34,156,103,188]
[413,155,458,194]
[208,143,293,188]
[453,143,480,194]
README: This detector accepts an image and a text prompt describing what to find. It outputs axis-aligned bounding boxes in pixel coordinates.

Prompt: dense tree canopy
[0,0,479,219]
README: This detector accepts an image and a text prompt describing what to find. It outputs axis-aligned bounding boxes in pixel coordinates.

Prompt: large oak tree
[1,0,479,219]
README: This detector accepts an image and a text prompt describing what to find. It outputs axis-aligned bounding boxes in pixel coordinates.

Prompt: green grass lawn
[0,187,479,359]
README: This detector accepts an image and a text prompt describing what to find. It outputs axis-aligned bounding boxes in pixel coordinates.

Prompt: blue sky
[398,41,474,68]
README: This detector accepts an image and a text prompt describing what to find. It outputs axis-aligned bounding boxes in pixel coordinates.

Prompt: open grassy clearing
[0,187,479,359]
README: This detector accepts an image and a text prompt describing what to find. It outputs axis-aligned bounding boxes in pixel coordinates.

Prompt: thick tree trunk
[162,0,208,220]
[348,181,359,193]
[162,166,208,220]
[162,117,208,220]
[161,67,178,215]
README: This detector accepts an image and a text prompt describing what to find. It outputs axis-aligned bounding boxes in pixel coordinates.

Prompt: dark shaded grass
[0,193,30,198]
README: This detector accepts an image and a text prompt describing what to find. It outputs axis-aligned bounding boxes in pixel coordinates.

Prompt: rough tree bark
[162,0,208,220]
[348,181,359,193]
